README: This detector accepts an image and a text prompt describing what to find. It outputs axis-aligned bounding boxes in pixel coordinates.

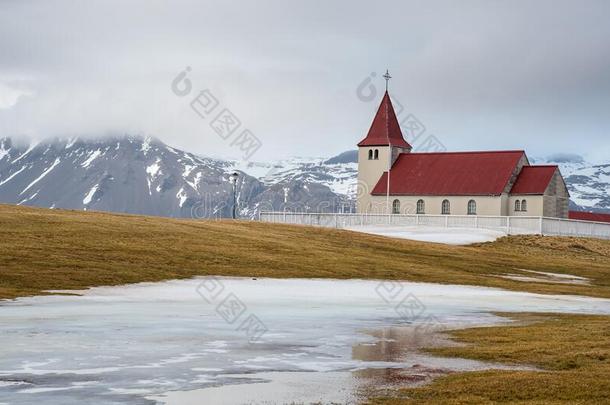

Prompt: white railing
[259,212,610,240]
[541,217,610,239]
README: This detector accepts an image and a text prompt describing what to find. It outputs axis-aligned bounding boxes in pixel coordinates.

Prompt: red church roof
[357,91,411,149]
[371,150,526,196]
[569,211,610,223]
[510,165,559,194]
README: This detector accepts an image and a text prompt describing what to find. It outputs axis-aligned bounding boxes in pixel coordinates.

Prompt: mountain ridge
[0,135,350,218]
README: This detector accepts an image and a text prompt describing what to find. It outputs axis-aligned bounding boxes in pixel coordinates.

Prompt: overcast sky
[1,0,609,162]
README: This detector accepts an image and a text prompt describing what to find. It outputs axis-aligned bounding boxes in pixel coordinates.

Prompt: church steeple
[357,91,411,149]
[356,85,412,214]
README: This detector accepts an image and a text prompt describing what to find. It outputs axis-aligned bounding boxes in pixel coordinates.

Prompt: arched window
[441,199,450,215]
[467,199,477,215]
[521,199,527,212]
[374,149,379,160]
[392,199,400,214]
[515,200,521,212]
[368,149,373,160]
[416,199,425,214]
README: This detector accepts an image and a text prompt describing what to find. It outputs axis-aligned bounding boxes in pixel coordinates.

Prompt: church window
[374,149,379,160]
[521,199,527,212]
[416,199,425,214]
[392,199,400,214]
[441,199,450,215]
[368,149,373,160]
[515,200,521,211]
[467,200,477,215]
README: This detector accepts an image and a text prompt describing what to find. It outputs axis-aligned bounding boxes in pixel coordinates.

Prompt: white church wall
[367,195,505,216]
[356,146,391,214]
[509,195,544,217]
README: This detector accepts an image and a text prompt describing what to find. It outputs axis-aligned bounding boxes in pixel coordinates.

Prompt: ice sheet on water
[1,278,609,404]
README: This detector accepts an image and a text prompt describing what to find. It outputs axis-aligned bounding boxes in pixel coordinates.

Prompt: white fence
[541,217,610,239]
[259,212,610,240]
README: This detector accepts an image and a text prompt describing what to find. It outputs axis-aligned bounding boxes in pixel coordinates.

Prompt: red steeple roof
[357,91,411,149]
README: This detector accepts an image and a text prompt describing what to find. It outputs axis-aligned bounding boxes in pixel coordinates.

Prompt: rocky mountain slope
[0,136,348,219]
[531,153,610,213]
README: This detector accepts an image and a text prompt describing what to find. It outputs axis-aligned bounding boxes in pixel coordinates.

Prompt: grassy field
[0,204,609,300]
[369,313,610,404]
[1,204,609,403]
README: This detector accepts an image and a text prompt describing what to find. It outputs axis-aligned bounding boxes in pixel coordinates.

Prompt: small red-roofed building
[357,91,570,218]
[568,211,610,223]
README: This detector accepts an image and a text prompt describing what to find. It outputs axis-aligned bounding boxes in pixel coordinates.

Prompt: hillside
[1,204,609,300]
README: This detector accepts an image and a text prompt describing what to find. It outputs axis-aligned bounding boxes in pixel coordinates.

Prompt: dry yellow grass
[368,313,610,404]
[0,203,609,300]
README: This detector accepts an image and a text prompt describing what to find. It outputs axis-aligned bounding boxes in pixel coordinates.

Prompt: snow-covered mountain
[531,153,610,213]
[0,136,349,218]
[0,136,607,218]
[230,150,358,197]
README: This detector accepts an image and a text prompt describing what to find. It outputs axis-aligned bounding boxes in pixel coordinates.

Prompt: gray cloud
[1,0,609,161]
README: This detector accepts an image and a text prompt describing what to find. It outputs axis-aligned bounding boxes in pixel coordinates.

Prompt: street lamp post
[229,171,239,219]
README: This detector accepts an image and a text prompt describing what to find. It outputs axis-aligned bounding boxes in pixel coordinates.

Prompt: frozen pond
[1,278,610,404]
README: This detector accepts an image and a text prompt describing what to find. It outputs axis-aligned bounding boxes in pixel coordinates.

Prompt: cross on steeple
[383,69,392,91]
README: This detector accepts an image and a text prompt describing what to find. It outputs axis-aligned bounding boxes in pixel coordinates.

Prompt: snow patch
[141,137,152,155]
[65,137,78,149]
[176,187,188,207]
[0,165,27,187]
[145,159,162,195]
[165,146,180,155]
[499,270,590,285]
[571,196,601,207]
[18,386,81,394]
[81,150,102,168]
[21,158,60,195]
[185,171,203,191]
[345,225,505,245]
[18,190,39,205]
[146,159,161,178]
[11,141,39,164]
[183,164,195,177]
[0,143,8,161]
[83,184,99,205]
[0,381,29,388]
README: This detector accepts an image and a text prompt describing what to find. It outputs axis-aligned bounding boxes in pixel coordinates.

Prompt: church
[357,91,570,218]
